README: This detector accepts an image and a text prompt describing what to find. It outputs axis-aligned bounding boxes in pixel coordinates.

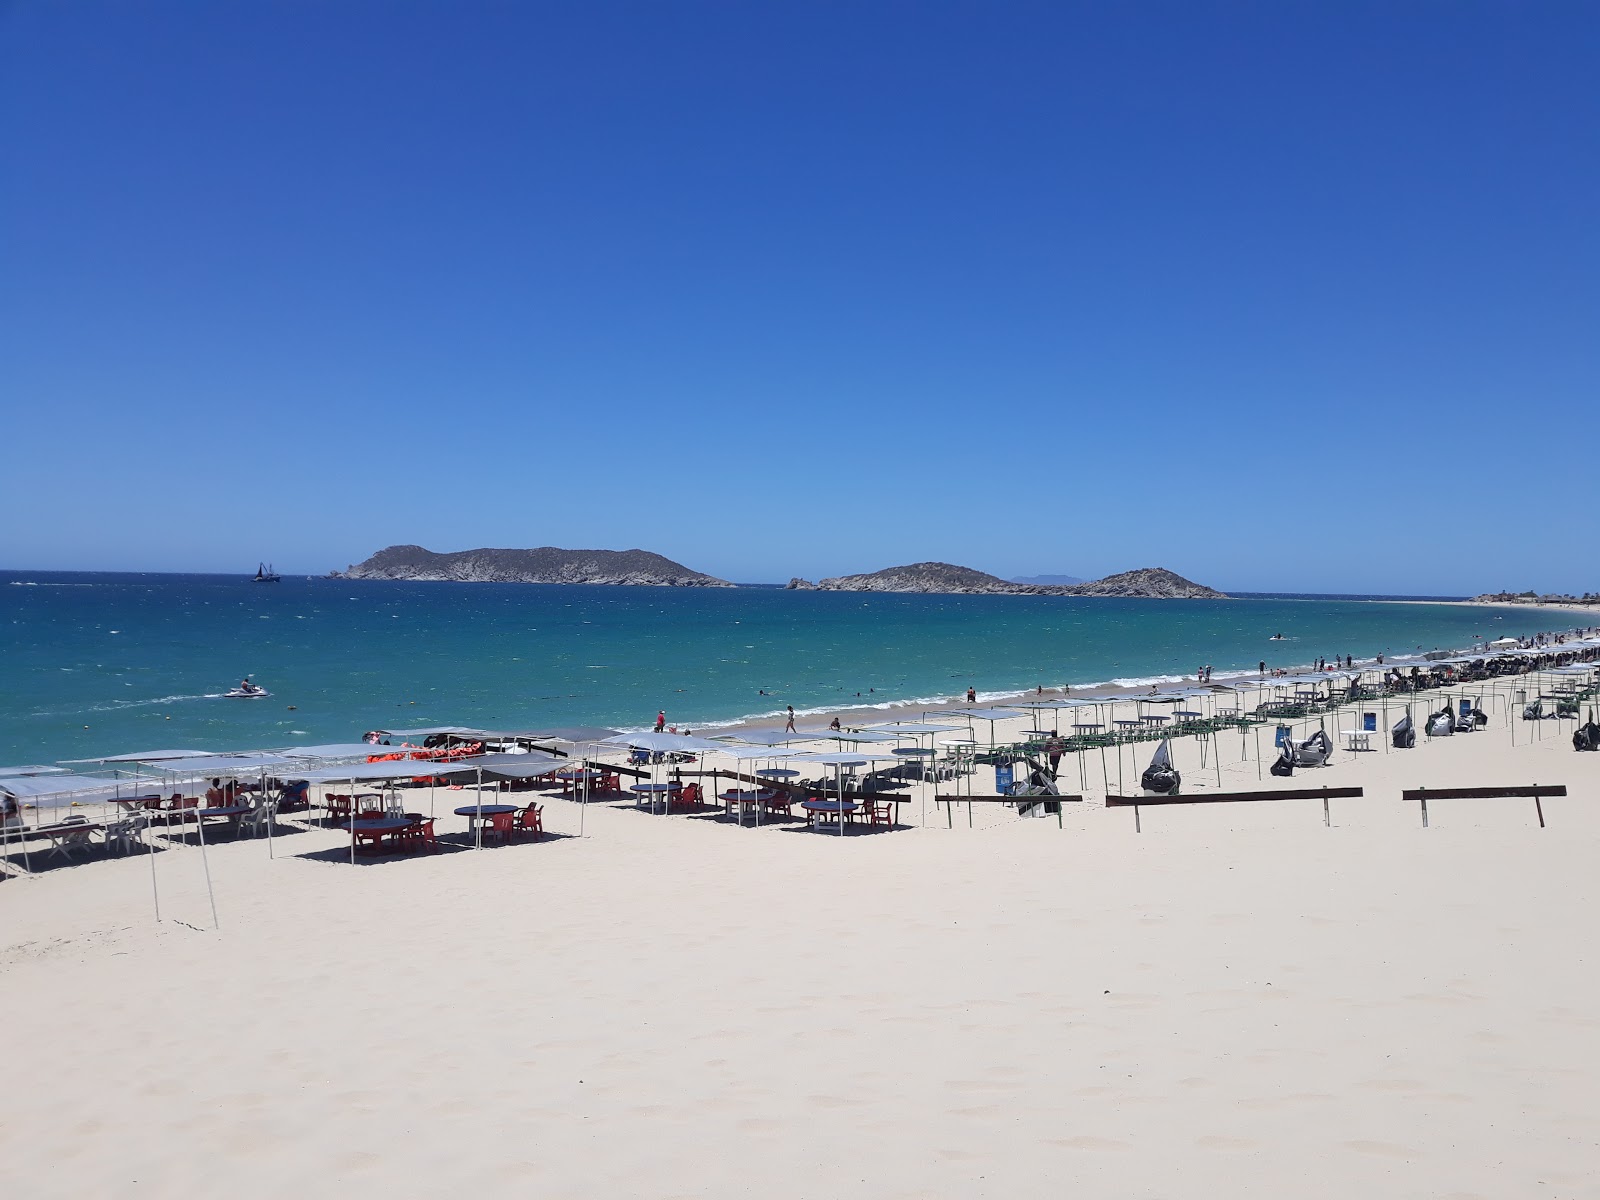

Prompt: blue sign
[994,764,1015,795]
[1274,725,1292,748]
[1460,699,1472,716]
[1362,712,1377,732]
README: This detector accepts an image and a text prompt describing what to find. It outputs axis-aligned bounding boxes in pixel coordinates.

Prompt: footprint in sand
[1342,1140,1418,1159]
[1049,1136,1132,1152]
[1196,1136,1260,1152]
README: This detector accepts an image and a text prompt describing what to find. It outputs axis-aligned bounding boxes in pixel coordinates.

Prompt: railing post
[1419,787,1429,829]
[1322,787,1330,828]
[1535,782,1545,829]
[1133,802,1141,834]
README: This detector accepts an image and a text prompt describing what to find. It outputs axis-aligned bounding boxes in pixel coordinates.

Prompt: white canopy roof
[861,723,963,734]
[0,765,69,778]
[278,744,409,761]
[814,729,901,743]
[65,748,220,764]
[293,760,458,784]
[1,774,143,801]
[709,730,811,747]
[156,753,297,776]
[789,751,902,765]
[600,732,725,753]
[719,746,799,762]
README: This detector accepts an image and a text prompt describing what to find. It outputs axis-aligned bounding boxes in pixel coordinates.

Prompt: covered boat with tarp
[1392,709,1416,749]
[1139,739,1181,796]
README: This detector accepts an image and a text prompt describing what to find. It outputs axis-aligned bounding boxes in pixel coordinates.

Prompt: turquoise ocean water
[0,571,1563,765]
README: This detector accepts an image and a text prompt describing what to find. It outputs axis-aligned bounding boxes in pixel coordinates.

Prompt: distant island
[1009,573,1084,586]
[787,563,1225,599]
[1469,590,1598,606]
[336,545,733,586]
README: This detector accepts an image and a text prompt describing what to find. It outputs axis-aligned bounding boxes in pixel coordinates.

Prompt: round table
[345,816,416,855]
[801,799,858,819]
[453,803,516,832]
[756,768,799,779]
[631,782,677,813]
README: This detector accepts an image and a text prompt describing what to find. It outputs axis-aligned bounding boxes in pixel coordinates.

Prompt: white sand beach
[4,676,1599,1199]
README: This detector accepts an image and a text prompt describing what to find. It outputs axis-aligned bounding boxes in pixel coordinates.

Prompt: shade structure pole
[837,762,845,837]
[475,766,484,849]
[349,776,356,866]
[194,787,219,930]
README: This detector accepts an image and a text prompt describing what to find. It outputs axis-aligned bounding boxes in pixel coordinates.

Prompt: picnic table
[452,803,517,833]
[800,798,858,829]
[630,782,677,813]
[344,816,418,855]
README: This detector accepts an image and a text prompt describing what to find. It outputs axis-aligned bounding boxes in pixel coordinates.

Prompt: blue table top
[756,769,799,777]
[453,804,517,817]
[631,783,677,793]
[801,799,858,813]
[345,817,414,833]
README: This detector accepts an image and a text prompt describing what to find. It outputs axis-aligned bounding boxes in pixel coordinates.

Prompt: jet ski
[225,683,270,699]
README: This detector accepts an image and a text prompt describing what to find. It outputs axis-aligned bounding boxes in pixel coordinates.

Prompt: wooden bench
[934,794,1085,829]
[1105,786,1364,832]
[1402,784,1567,828]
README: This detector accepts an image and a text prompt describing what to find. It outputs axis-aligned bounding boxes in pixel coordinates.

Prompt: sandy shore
[4,676,1599,1197]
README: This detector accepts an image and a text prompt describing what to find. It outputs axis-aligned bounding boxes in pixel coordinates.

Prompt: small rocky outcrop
[812,562,1225,598]
[786,578,818,590]
[337,544,733,586]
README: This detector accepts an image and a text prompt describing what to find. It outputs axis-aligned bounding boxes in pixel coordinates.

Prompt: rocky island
[336,544,733,586]
[1469,590,1598,606]
[789,562,1225,598]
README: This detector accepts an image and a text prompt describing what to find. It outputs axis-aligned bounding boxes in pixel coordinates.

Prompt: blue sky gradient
[3,2,1596,592]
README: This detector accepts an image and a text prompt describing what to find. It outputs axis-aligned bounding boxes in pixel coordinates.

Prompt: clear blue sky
[3,2,1595,593]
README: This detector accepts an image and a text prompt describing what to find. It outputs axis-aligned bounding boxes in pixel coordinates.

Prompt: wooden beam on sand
[1105,786,1364,833]
[1403,784,1566,829]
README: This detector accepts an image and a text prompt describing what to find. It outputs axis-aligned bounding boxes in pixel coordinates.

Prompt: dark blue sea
[0,571,1561,764]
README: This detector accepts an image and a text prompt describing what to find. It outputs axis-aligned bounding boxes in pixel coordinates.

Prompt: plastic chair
[484,811,517,844]
[511,804,543,840]
[865,798,894,829]
[398,815,437,853]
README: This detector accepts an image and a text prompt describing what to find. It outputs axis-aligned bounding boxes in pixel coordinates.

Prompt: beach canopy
[814,729,901,743]
[600,732,725,753]
[156,753,297,776]
[65,748,220,764]
[366,726,491,739]
[954,708,1025,721]
[277,743,414,761]
[516,727,618,744]
[293,760,458,784]
[861,723,963,734]
[455,751,564,774]
[789,751,903,765]
[710,730,811,747]
[1,774,140,803]
[0,765,69,777]
[719,746,799,762]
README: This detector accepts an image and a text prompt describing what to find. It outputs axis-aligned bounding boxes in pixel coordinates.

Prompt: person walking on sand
[654,710,666,732]
[785,706,796,733]
[966,687,976,703]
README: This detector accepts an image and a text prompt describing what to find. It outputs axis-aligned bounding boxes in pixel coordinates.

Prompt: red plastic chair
[763,790,795,819]
[511,804,543,840]
[399,815,437,854]
[865,798,894,829]
[484,811,517,844]
[673,783,702,810]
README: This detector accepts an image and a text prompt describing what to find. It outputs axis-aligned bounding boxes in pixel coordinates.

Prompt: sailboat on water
[252,562,281,583]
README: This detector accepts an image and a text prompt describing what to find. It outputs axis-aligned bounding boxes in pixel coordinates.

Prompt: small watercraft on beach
[1139,738,1181,796]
